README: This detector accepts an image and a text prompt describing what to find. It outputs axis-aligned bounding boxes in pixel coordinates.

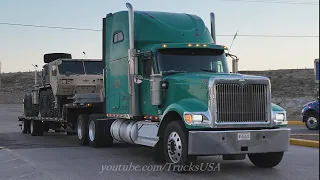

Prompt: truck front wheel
[163,120,197,172]
[248,152,284,168]
[77,114,89,146]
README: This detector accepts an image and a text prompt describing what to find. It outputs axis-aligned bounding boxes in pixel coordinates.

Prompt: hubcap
[307,117,318,128]
[77,120,83,139]
[89,121,95,142]
[167,132,182,163]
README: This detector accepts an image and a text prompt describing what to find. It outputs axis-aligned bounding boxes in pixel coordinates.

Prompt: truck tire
[30,120,44,136]
[304,113,319,130]
[31,104,40,117]
[25,94,33,117]
[248,152,284,168]
[77,114,89,146]
[46,89,59,117]
[163,120,197,172]
[88,114,113,148]
[39,91,48,117]
[44,53,72,63]
[21,120,30,134]
[153,138,166,163]
[23,95,29,116]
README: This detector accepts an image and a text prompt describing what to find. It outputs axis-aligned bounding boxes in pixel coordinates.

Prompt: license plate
[237,132,251,140]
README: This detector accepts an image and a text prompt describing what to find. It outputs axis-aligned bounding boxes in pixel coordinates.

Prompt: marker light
[203,44,207,47]
[196,44,200,47]
[184,114,192,123]
[162,44,167,48]
[188,44,192,47]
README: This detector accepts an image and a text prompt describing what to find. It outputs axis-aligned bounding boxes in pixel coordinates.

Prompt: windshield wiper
[162,70,187,75]
[199,69,218,73]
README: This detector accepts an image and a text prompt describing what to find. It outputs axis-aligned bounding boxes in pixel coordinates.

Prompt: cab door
[140,57,155,115]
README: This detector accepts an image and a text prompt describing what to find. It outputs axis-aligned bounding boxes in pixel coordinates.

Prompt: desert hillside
[0,69,318,120]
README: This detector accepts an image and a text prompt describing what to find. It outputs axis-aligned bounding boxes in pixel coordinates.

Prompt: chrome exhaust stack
[126,3,140,117]
[210,12,216,44]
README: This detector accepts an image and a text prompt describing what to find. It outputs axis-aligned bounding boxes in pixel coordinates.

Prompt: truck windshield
[58,61,85,75]
[83,61,103,74]
[58,60,103,75]
[156,48,229,75]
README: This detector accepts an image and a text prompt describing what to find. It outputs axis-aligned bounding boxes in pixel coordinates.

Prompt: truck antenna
[228,29,239,54]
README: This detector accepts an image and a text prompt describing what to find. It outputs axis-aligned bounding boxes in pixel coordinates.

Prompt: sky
[0,0,319,73]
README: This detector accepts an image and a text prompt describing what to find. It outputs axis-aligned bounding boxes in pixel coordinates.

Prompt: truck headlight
[61,79,73,84]
[192,115,203,123]
[275,113,285,121]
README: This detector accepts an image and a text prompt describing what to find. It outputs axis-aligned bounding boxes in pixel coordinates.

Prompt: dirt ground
[0,69,318,120]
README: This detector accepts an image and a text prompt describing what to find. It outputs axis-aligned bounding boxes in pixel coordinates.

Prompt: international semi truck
[19,3,290,171]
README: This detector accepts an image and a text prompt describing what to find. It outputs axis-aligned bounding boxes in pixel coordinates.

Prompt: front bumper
[188,128,290,155]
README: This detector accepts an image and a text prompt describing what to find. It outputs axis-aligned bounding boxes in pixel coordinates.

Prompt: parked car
[301,99,319,130]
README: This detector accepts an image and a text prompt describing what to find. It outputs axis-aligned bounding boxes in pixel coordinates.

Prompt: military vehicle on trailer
[22,53,104,135]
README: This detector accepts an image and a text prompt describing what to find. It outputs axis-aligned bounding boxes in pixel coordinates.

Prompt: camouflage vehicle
[22,53,104,135]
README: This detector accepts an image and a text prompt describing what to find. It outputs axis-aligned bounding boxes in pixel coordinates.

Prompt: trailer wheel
[88,114,112,148]
[37,122,44,136]
[163,120,197,172]
[21,120,30,134]
[30,120,38,136]
[248,152,284,168]
[77,114,89,145]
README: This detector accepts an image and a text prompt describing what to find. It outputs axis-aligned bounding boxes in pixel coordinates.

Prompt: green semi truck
[19,3,290,171]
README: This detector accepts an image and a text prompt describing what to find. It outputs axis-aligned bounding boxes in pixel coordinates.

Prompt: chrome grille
[215,83,269,123]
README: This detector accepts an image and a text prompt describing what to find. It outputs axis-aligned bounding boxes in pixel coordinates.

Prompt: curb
[288,121,304,125]
[290,138,319,148]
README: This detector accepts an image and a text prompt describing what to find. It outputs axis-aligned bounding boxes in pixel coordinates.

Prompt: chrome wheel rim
[89,121,95,142]
[77,120,83,139]
[307,117,318,128]
[21,121,24,131]
[167,132,182,163]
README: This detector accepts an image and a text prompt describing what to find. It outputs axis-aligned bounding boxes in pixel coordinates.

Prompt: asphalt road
[289,125,319,141]
[0,104,319,180]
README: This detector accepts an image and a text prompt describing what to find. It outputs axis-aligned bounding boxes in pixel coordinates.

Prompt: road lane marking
[291,134,319,136]
[288,121,304,125]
